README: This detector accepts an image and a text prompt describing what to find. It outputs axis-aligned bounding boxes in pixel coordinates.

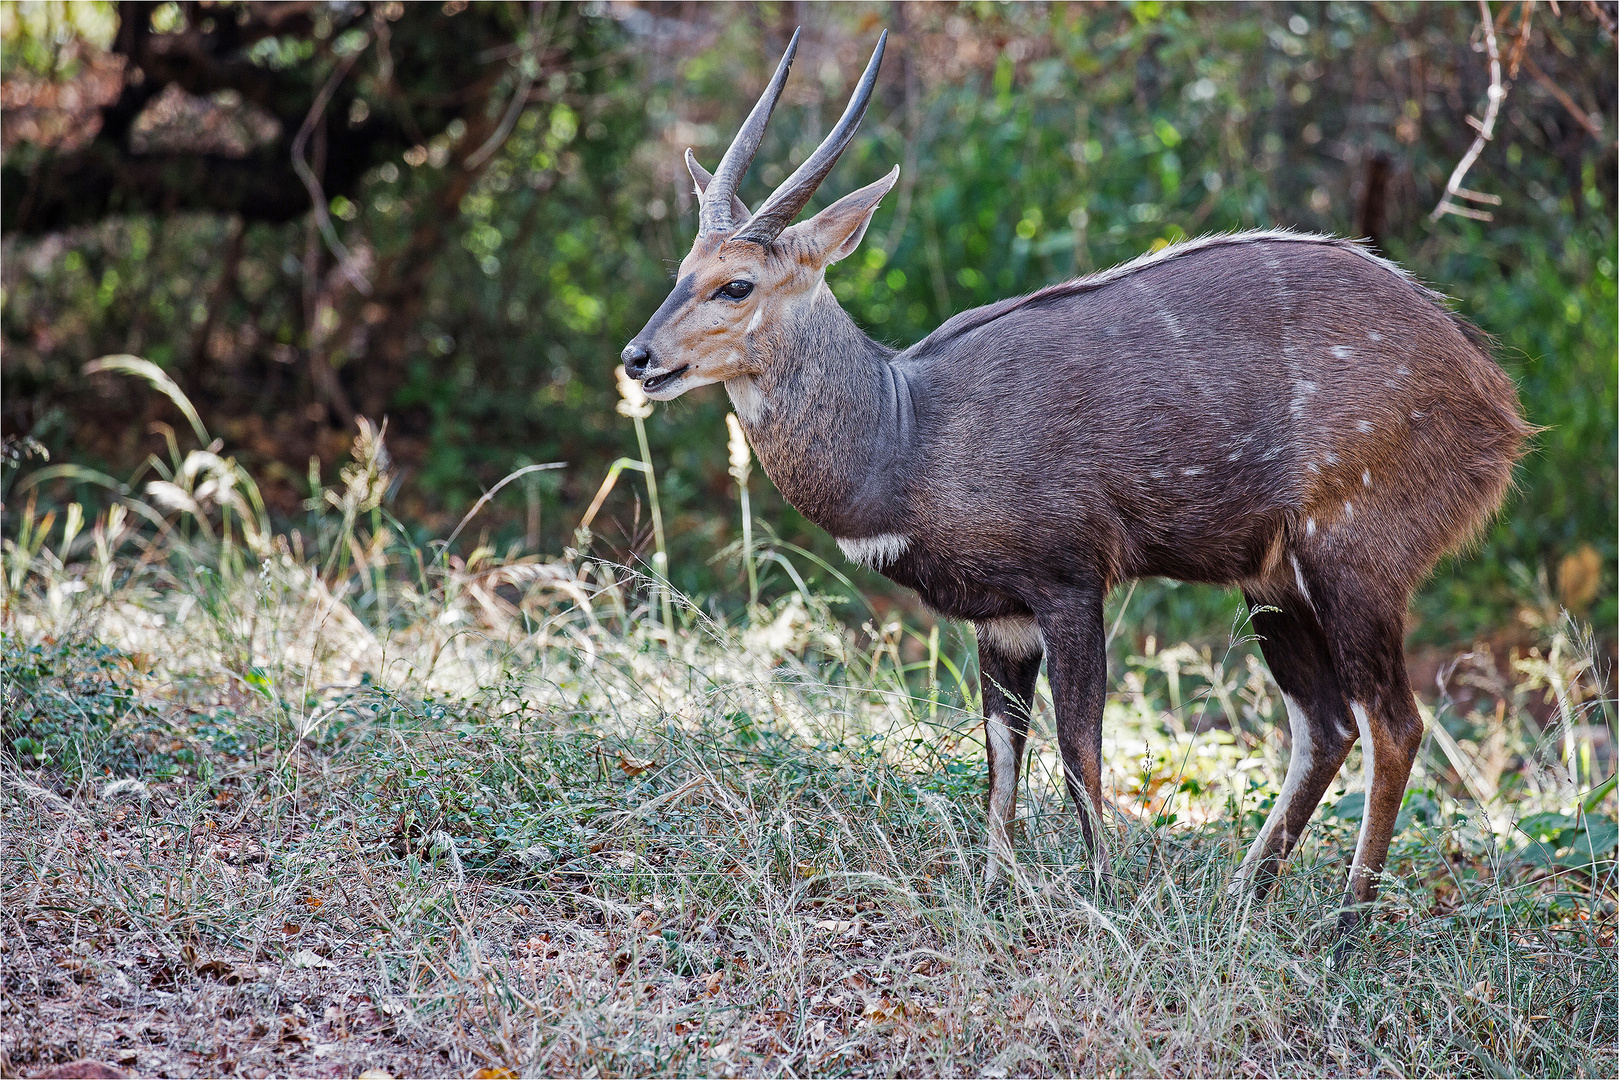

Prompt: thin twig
[442,462,567,554]
[465,2,547,170]
[1505,0,1535,79]
[1522,53,1606,137]
[292,40,374,295]
[1431,0,1507,222]
[1584,0,1616,39]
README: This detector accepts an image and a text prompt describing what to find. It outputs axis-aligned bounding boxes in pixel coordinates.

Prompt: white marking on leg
[1349,702,1377,896]
[1231,693,1315,895]
[984,712,1019,885]
[835,533,909,570]
[975,616,1043,659]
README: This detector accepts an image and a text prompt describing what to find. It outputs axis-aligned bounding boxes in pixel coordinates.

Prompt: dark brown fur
[622,35,1530,944]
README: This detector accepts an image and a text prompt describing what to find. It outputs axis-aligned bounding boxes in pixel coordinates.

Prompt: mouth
[641,365,689,394]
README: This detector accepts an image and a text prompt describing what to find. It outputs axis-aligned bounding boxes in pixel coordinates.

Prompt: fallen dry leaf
[289,948,333,969]
[617,751,655,776]
[194,958,240,983]
[29,1062,126,1079]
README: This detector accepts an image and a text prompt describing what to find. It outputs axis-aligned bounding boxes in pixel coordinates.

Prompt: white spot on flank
[1349,703,1377,893]
[1290,379,1318,417]
[1395,365,1409,377]
[1232,692,1315,893]
[837,533,909,570]
[1343,500,1354,520]
[1324,452,1339,465]
[1182,466,1204,476]
[1228,449,1243,461]
[1306,461,1320,474]
[1367,330,1383,342]
[1356,420,1372,433]
[1150,468,1167,479]
[1305,517,1316,537]
[745,308,764,334]
[1289,553,1314,609]
[1331,344,1353,360]
[976,617,1043,659]
[1362,469,1372,487]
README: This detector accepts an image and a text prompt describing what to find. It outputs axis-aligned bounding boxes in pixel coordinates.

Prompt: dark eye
[718,280,754,300]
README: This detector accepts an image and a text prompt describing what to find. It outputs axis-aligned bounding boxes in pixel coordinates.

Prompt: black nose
[621,342,651,378]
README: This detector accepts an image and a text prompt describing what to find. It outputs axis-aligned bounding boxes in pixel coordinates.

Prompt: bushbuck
[620,29,1529,940]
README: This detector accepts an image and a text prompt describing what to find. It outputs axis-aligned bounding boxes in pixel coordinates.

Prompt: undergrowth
[1,363,1614,1077]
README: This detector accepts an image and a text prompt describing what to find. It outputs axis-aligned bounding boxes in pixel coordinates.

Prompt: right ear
[779,165,899,267]
[686,149,752,227]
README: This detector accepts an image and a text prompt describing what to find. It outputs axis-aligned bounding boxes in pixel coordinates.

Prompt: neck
[726,283,906,536]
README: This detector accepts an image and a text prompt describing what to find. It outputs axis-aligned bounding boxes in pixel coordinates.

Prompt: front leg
[1035,584,1112,884]
[975,617,1044,886]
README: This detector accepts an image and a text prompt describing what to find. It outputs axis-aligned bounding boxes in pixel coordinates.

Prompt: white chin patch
[642,370,717,400]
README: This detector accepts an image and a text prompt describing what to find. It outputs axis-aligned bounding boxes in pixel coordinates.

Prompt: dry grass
[2,393,1614,1078]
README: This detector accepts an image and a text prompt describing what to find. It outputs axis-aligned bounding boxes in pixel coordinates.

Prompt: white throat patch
[726,374,769,424]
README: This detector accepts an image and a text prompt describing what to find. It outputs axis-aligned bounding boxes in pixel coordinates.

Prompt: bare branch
[1431,1,1508,223]
[1522,53,1606,137]
[292,41,374,295]
[1584,0,1617,40]
[465,2,546,170]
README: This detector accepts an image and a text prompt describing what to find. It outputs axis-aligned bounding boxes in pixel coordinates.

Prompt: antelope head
[621,29,898,400]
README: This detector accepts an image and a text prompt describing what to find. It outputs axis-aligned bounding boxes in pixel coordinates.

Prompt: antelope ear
[685,149,752,227]
[784,165,899,266]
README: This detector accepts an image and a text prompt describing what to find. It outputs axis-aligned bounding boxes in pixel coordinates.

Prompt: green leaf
[1326,792,1364,821]
[1581,774,1616,813]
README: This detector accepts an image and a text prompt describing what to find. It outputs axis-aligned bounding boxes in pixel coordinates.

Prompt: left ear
[780,165,900,267]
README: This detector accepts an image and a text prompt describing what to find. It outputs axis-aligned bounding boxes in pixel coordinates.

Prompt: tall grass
[1,363,1614,1077]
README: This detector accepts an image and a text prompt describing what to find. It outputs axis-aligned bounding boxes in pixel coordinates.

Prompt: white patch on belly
[975,616,1043,658]
[725,374,769,424]
[836,533,909,570]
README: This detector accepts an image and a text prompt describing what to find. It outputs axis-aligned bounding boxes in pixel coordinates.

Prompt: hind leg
[976,617,1044,886]
[1230,587,1357,899]
[1295,556,1425,943]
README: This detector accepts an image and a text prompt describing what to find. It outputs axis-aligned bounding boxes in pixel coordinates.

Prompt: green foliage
[0,634,170,780]
[2,2,1614,643]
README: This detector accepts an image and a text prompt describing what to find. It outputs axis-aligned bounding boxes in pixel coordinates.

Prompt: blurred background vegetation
[3,0,1615,652]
